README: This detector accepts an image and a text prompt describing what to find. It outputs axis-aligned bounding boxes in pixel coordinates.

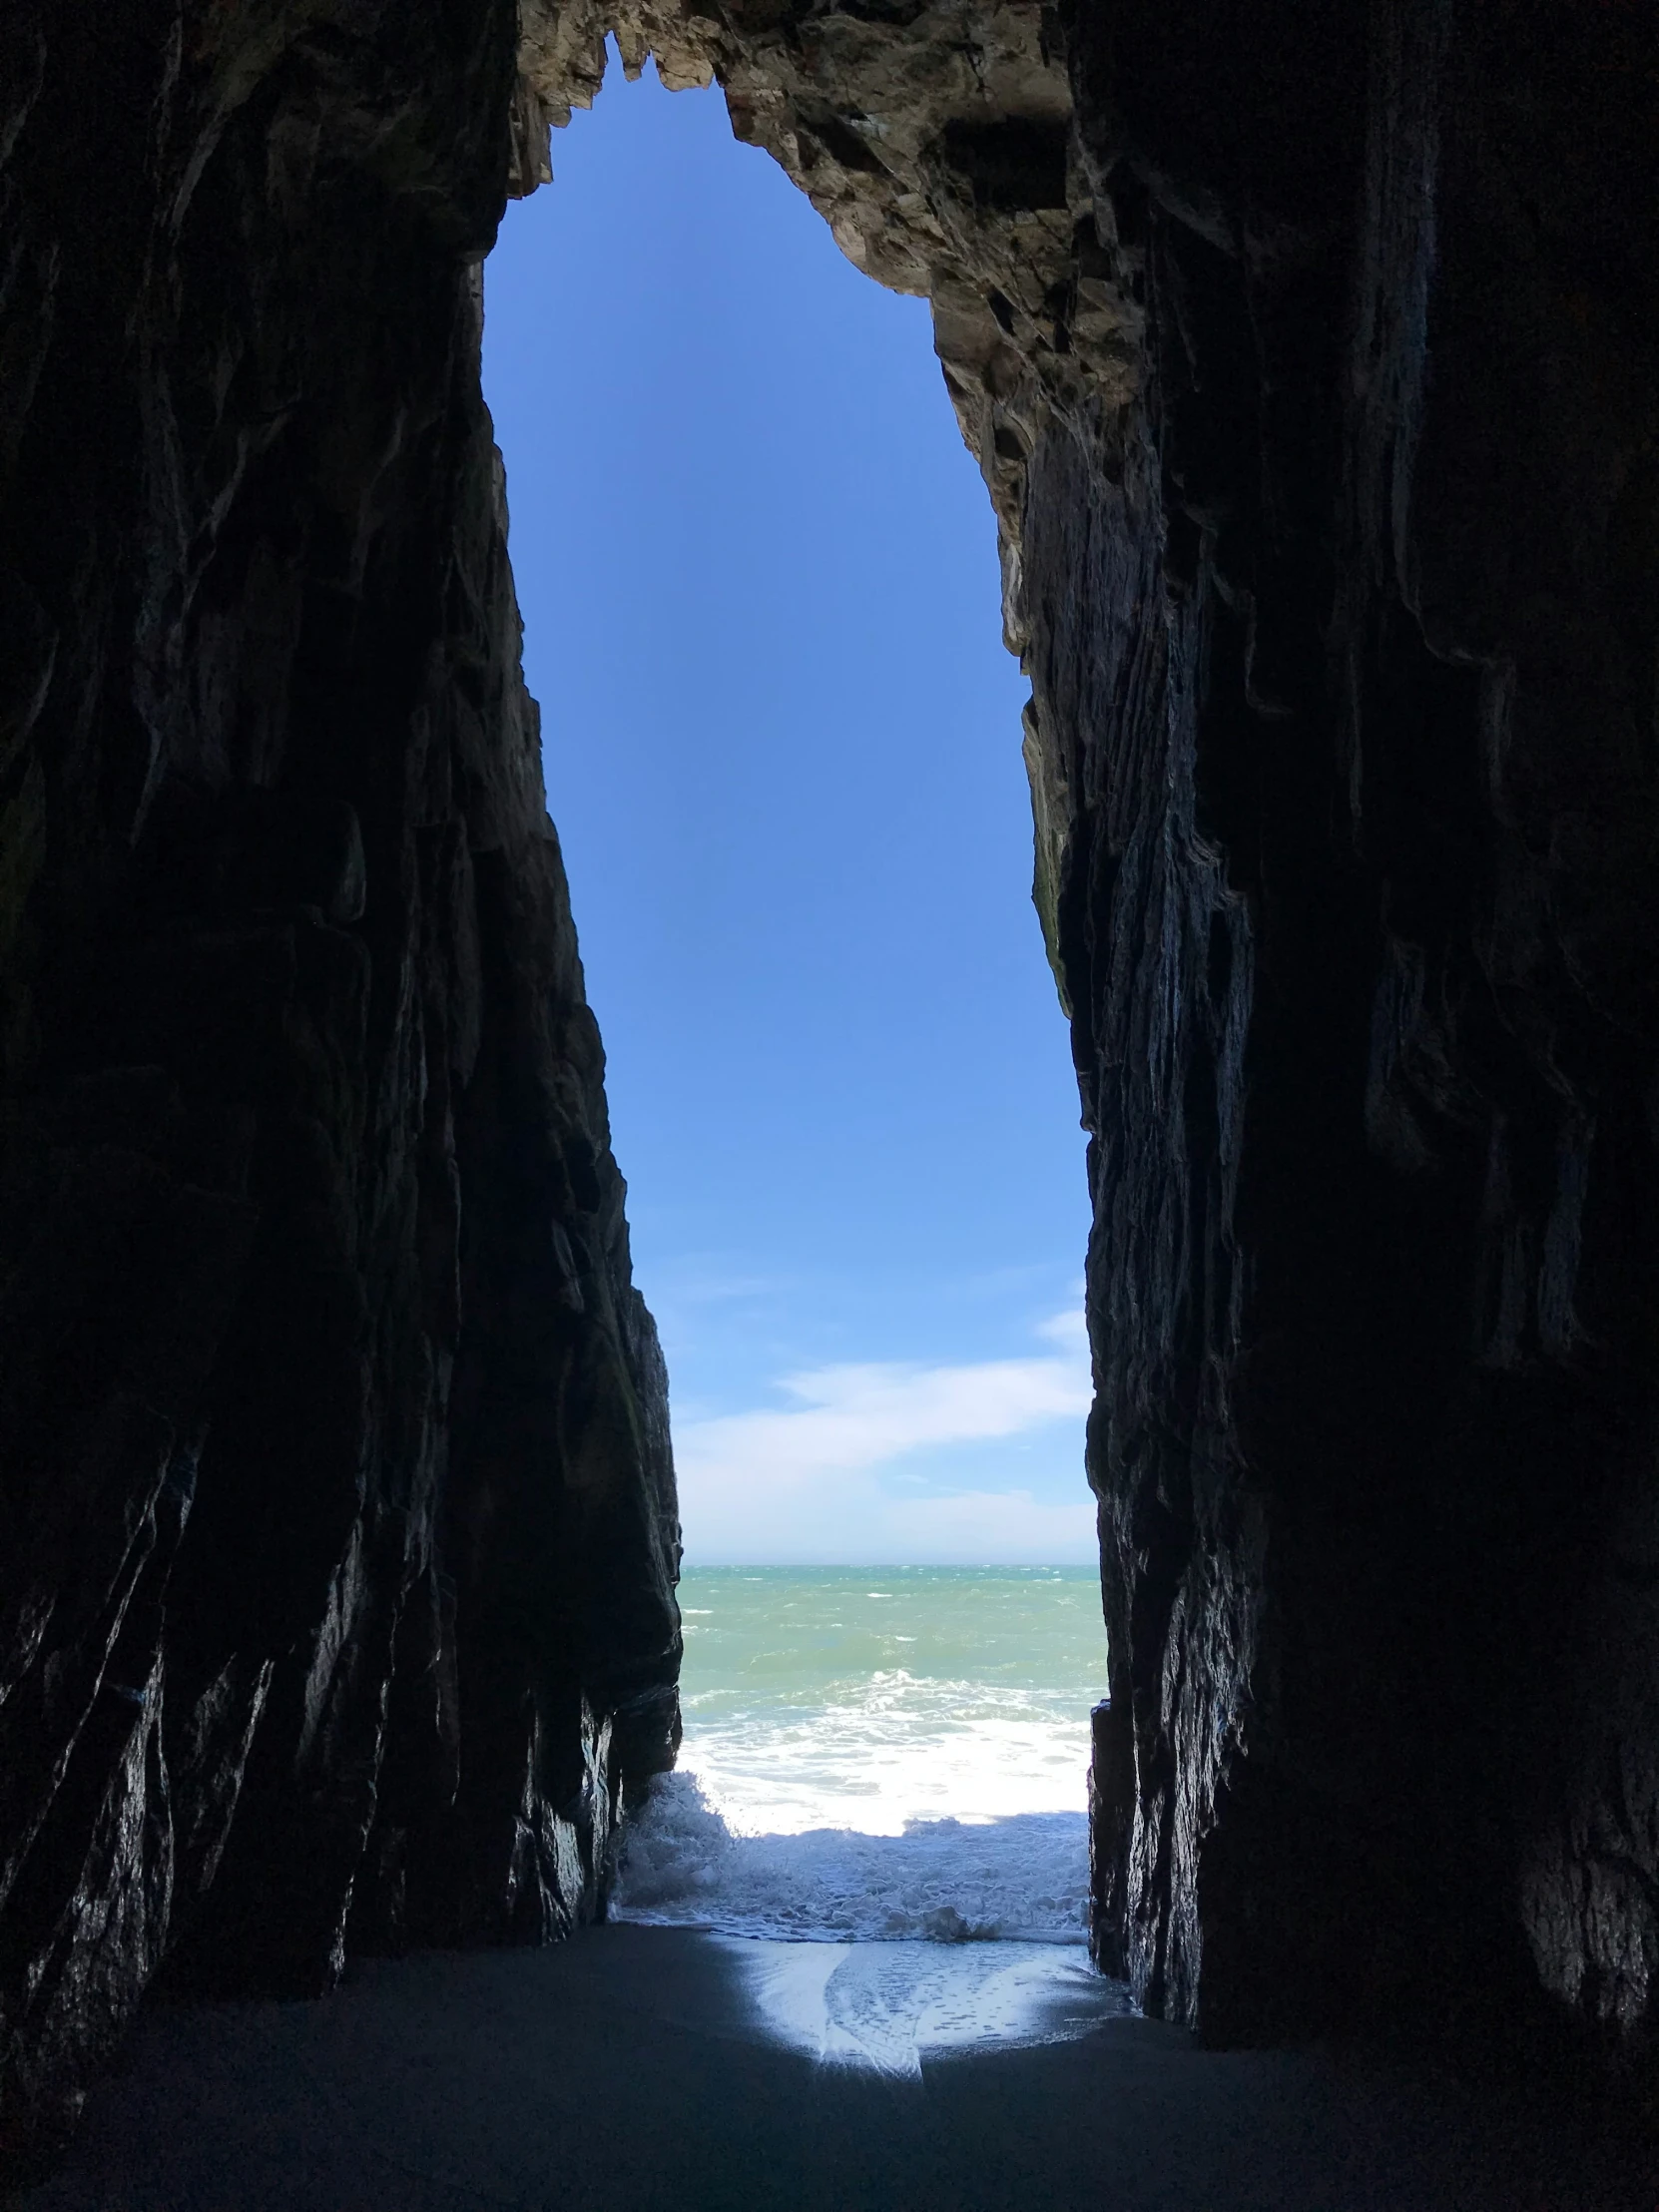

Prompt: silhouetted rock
[0,0,678,2166]
[3,0,1658,2175]
[1047,0,1659,2066]
[529,0,1659,2075]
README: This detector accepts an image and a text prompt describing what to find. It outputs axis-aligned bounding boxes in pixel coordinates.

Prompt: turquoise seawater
[675,1565,1105,1834]
[615,1565,1107,1945]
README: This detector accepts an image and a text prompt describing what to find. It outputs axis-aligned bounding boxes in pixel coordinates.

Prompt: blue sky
[482,51,1094,1563]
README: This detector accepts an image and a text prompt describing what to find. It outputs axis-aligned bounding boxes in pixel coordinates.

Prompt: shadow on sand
[24,1926,1649,2212]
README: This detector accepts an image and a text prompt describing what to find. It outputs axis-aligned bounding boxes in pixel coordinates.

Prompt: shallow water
[715,1936,1133,2076]
[665,1564,1104,1833]
[614,1566,1106,1949]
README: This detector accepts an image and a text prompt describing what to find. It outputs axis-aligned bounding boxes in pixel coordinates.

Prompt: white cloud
[677,1351,1090,1489]
[673,1312,1095,1564]
[873,1487,1097,1557]
[1034,1303,1089,1355]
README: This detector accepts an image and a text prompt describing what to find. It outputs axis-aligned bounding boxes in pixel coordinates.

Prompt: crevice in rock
[3,0,1659,2172]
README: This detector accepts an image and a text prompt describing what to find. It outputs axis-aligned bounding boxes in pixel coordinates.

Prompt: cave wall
[519,0,1659,2063]
[0,0,680,2165]
[518,0,1659,2064]
[3,0,1659,2170]
[1052,0,1659,2055]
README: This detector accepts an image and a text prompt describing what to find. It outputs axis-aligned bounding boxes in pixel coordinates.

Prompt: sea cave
[2,0,1658,2201]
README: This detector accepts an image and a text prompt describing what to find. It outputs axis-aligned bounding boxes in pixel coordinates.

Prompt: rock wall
[519,0,1659,2068]
[1053,0,1659,2059]
[518,0,1659,2069]
[0,0,679,2169]
[3,0,1659,2171]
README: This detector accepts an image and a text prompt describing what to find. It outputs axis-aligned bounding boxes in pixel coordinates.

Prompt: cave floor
[21,1927,1648,2210]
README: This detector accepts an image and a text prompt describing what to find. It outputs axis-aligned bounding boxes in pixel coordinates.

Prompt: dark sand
[22,1927,1651,2210]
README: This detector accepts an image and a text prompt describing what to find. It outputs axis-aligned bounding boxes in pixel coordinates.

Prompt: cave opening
[8,0,1659,2186]
[480,46,1105,2026]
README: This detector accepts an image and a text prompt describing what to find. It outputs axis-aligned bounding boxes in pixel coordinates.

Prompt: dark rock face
[4,0,1659,2172]
[557,0,1659,2070]
[1043,0,1659,2056]
[0,0,679,2165]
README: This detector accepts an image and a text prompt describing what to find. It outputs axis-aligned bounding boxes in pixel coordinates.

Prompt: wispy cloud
[673,1312,1095,1563]
[871,1486,1097,1556]
[676,1347,1090,1490]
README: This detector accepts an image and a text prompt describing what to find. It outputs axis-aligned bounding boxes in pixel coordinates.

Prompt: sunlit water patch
[614,1567,1106,1960]
[715,1936,1131,2077]
[617,1775,1089,1941]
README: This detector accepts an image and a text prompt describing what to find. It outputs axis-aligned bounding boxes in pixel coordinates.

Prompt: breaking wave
[612,1771,1091,1943]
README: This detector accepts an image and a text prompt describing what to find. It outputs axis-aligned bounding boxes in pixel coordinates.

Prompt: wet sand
[23,1926,1650,2210]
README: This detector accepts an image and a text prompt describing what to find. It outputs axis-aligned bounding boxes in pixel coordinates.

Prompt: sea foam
[612,1770,1091,1943]
[616,1568,1102,1951]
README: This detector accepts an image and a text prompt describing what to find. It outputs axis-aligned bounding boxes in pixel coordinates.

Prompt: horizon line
[677,1560,1096,1570]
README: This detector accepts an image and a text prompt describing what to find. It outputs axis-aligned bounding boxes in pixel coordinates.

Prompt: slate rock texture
[1046,0,1659,2064]
[0,0,679,2169]
[521,0,1659,2074]
[4,0,1659,2175]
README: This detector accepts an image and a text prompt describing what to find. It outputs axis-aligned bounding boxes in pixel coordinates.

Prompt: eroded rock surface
[514,0,1659,2069]
[3,0,1659,2173]
[1,0,678,2168]
[1055,0,1659,2061]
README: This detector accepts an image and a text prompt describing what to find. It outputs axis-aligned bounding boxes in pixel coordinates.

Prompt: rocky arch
[2,0,1658,2170]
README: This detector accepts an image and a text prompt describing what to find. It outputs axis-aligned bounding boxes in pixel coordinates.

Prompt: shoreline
[23,1926,1648,2211]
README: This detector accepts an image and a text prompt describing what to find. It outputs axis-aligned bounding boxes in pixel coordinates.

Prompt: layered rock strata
[518,0,1659,2064]
[0,0,679,2169]
[1051,0,1659,2060]
[3,0,1659,2172]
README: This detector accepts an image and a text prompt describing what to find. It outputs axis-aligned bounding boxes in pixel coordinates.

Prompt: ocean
[613,1566,1106,1947]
